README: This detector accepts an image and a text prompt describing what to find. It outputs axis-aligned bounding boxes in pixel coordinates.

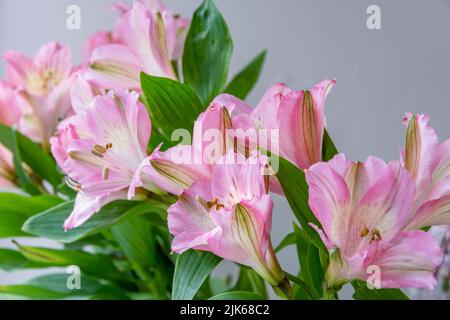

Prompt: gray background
[1,0,449,298]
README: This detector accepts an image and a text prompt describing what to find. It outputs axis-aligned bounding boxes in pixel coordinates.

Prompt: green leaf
[182,0,233,104]
[322,129,338,161]
[140,73,204,141]
[0,193,63,238]
[0,124,61,187]
[275,232,296,253]
[110,214,158,272]
[276,156,326,252]
[8,127,40,195]
[0,285,69,299]
[0,273,119,300]
[14,242,129,284]
[172,250,222,300]
[209,291,265,300]
[0,249,44,271]
[22,200,152,243]
[352,281,409,300]
[292,225,322,298]
[27,273,102,296]
[225,50,267,100]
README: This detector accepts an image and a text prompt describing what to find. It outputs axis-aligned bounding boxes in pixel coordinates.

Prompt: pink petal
[252,83,291,130]
[70,74,95,115]
[88,44,142,90]
[64,190,128,230]
[82,31,113,65]
[3,50,34,88]
[122,2,175,78]
[364,231,443,289]
[278,80,335,169]
[0,82,21,126]
[33,42,72,80]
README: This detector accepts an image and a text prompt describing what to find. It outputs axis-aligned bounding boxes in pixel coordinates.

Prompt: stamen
[65,176,81,190]
[199,197,225,211]
[68,151,77,159]
[360,227,369,237]
[197,196,210,210]
[91,144,107,157]
[206,198,219,209]
[102,166,110,180]
[105,143,113,150]
[369,229,382,243]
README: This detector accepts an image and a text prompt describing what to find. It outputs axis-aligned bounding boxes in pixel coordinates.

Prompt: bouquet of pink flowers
[0,0,448,300]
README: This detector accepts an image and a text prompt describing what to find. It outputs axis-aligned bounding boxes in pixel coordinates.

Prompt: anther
[102,166,110,180]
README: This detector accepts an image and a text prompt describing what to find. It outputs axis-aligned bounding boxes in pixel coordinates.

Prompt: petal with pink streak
[364,231,443,289]
[88,44,142,90]
[408,194,450,229]
[211,152,267,207]
[129,144,211,198]
[33,42,72,81]
[252,83,291,130]
[168,180,219,253]
[82,31,113,65]
[3,50,34,88]
[402,113,439,196]
[212,94,253,117]
[305,154,352,248]
[123,2,175,78]
[70,74,95,115]
[278,80,335,169]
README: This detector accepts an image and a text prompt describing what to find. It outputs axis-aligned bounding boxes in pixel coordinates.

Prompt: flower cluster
[0,0,449,300]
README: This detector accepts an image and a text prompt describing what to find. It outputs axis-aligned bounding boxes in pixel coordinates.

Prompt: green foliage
[172,250,222,300]
[140,73,204,142]
[182,0,233,105]
[0,124,61,187]
[225,50,267,100]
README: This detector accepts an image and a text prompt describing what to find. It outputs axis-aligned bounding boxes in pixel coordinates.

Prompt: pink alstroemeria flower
[305,154,443,290]
[87,1,189,90]
[168,152,291,298]
[50,90,163,230]
[277,80,336,169]
[401,113,450,229]
[131,80,335,197]
[3,42,75,149]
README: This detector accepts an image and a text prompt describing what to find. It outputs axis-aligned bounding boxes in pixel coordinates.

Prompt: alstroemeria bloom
[305,154,442,289]
[210,80,335,170]
[131,81,335,197]
[113,0,189,61]
[401,113,450,229]
[168,152,291,298]
[3,42,75,148]
[277,80,336,169]
[87,1,188,90]
[50,90,163,230]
